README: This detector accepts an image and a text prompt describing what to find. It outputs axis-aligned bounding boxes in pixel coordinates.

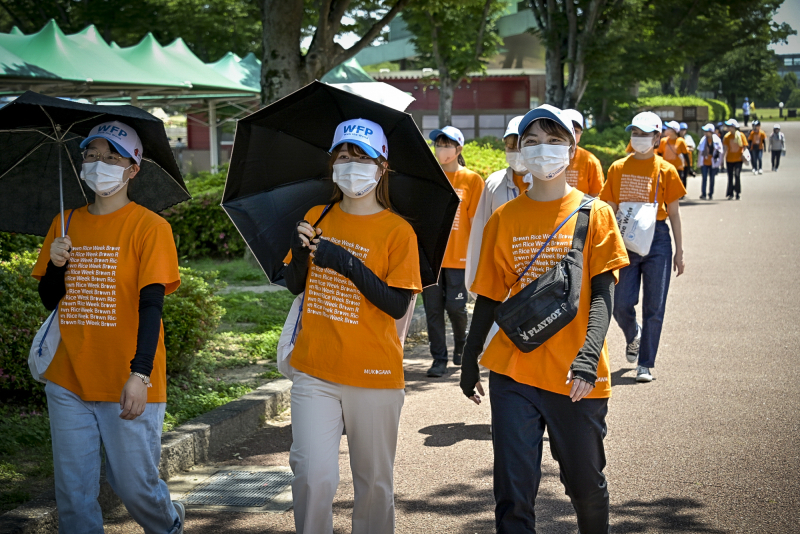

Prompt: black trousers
[772,151,782,170]
[490,372,610,534]
[679,167,688,188]
[422,267,468,361]
[726,161,742,197]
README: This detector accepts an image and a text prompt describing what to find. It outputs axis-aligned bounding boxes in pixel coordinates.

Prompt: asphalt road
[107,122,800,533]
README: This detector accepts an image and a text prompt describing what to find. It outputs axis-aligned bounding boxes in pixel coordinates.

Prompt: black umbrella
[0,91,190,237]
[222,81,459,288]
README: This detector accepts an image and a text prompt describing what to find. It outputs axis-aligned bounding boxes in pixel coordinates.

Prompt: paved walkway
[107,123,800,533]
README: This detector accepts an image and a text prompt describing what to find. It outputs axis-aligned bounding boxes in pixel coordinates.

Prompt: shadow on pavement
[418,422,492,447]
[611,367,638,386]
[612,497,726,533]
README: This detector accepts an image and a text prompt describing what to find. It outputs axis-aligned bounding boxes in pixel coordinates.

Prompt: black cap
[752,119,761,126]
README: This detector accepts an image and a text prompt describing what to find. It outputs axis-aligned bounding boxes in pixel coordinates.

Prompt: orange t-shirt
[657,136,690,171]
[600,154,686,221]
[31,202,180,402]
[471,188,629,398]
[748,129,766,150]
[511,171,529,194]
[286,203,422,389]
[442,168,485,269]
[625,140,634,154]
[566,146,604,196]
[724,131,745,163]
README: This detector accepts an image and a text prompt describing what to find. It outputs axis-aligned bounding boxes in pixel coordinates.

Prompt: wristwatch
[130,372,153,388]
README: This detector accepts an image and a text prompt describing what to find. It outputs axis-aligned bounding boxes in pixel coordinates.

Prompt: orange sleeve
[469,213,509,301]
[661,162,686,206]
[466,172,486,219]
[587,203,629,282]
[138,222,181,295]
[599,163,620,205]
[282,205,325,264]
[385,225,422,293]
[588,154,604,195]
[656,138,666,156]
[31,214,60,280]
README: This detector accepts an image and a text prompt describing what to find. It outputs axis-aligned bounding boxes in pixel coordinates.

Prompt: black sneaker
[452,352,463,366]
[708,195,713,200]
[736,194,740,200]
[427,360,447,377]
[700,195,707,200]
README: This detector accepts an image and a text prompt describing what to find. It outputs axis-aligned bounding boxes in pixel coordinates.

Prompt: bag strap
[653,171,661,205]
[569,195,595,252]
[312,203,334,227]
[514,196,595,284]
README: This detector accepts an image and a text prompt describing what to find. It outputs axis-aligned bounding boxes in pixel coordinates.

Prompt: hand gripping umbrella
[0,91,190,237]
[222,81,459,288]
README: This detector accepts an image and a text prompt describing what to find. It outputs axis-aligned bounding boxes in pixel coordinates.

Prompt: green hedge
[0,233,43,262]
[637,95,730,124]
[161,165,246,259]
[0,253,226,406]
[462,140,508,179]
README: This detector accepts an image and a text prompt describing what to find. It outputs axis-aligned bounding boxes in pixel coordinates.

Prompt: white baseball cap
[80,121,143,164]
[725,118,740,128]
[504,116,524,138]
[626,111,662,133]
[429,125,465,146]
[774,124,781,129]
[701,123,715,132]
[562,109,584,129]
[665,120,681,133]
[517,104,576,145]
[330,118,388,159]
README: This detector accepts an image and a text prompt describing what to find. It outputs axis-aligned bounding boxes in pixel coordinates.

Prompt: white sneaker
[758,169,763,175]
[625,327,641,364]
[752,169,757,175]
[173,501,185,534]
[636,366,653,382]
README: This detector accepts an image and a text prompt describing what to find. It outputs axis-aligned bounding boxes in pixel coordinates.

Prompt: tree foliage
[403,0,504,126]
[702,45,782,114]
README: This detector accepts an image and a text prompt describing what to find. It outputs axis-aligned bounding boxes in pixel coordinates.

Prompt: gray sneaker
[625,329,641,364]
[636,366,653,382]
[173,501,185,533]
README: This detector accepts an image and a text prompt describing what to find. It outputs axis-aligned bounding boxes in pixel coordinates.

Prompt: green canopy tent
[320,57,376,84]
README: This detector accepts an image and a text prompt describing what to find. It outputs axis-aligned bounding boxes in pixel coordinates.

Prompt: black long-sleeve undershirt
[460,270,615,397]
[38,263,165,376]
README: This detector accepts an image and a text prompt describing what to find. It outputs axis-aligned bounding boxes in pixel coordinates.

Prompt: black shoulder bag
[494,195,594,353]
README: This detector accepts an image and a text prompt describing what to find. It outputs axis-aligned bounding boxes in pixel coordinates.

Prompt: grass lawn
[182,257,268,286]
[734,108,800,122]
[0,408,53,514]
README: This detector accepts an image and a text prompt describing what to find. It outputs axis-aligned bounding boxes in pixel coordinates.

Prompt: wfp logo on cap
[343,124,374,137]
[97,124,128,139]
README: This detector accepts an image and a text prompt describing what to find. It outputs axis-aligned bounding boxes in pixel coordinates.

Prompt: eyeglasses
[82,148,126,165]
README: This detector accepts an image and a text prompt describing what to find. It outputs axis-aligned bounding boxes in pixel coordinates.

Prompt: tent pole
[59,144,65,237]
[209,101,218,171]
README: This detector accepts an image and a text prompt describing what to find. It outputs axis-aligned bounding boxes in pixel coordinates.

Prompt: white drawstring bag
[28,209,75,383]
[616,172,660,256]
[276,293,304,381]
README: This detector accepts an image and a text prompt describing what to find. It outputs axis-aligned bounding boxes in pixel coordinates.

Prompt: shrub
[705,99,731,122]
[462,140,508,179]
[0,233,43,261]
[162,267,226,376]
[0,252,48,405]
[161,164,246,259]
[584,144,629,173]
[786,88,800,108]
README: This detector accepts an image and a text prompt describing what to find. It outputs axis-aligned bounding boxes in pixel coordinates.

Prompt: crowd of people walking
[27,95,788,534]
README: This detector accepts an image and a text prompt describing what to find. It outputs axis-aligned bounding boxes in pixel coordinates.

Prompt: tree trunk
[679,61,702,96]
[438,76,455,127]
[661,77,676,96]
[260,0,306,105]
[545,47,564,106]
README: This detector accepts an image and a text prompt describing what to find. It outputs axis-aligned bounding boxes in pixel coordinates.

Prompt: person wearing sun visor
[460,104,629,533]
[31,121,185,533]
[282,118,422,534]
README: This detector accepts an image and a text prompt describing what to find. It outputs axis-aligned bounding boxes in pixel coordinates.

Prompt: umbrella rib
[0,128,58,141]
[38,105,62,141]
[141,157,191,197]
[61,113,107,138]
[62,143,89,206]
[0,139,47,182]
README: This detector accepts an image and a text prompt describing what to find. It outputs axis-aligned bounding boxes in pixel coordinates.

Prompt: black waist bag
[494,196,594,353]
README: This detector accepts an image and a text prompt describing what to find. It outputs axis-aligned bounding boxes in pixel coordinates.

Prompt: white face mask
[505,151,527,173]
[630,136,655,154]
[435,146,458,166]
[332,161,380,198]
[520,144,571,181]
[80,161,132,197]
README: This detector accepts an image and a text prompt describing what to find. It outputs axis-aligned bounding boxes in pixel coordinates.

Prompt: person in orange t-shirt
[563,109,605,195]
[722,118,746,199]
[657,120,691,189]
[599,111,686,383]
[31,122,184,532]
[460,105,629,533]
[748,119,767,175]
[283,119,422,533]
[423,126,485,377]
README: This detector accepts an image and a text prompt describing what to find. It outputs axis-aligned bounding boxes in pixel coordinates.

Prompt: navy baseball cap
[517,104,576,145]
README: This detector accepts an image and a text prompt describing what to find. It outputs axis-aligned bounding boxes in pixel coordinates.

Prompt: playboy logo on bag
[519,303,568,342]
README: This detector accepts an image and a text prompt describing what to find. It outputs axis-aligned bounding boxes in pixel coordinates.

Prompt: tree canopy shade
[259,0,411,104]
[403,0,504,127]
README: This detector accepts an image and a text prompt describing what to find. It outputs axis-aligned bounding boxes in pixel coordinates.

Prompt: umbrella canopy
[222,81,458,288]
[0,91,190,236]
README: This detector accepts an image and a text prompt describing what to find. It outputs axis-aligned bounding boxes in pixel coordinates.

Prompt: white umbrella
[328,82,415,112]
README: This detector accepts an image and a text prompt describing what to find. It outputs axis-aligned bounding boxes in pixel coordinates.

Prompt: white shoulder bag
[28,210,75,383]
[616,172,660,256]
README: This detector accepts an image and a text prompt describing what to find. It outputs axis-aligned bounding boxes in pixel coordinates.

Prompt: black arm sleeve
[129,284,166,376]
[284,221,315,295]
[569,270,615,386]
[313,239,413,320]
[38,260,68,311]
[459,295,502,398]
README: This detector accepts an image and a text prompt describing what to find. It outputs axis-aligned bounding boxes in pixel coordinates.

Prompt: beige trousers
[290,371,405,534]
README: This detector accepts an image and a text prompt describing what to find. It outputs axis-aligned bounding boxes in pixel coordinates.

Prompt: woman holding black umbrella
[31,122,185,533]
[283,118,422,534]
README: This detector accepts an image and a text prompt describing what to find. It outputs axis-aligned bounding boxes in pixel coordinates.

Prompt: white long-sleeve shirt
[697,134,724,169]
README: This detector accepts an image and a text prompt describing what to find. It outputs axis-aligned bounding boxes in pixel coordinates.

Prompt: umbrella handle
[59,144,65,238]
